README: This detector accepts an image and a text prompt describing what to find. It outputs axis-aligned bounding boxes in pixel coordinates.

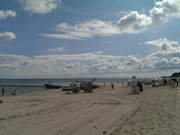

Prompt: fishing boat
[44,83,61,89]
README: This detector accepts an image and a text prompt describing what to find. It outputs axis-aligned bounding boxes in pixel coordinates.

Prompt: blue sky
[0,0,180,78]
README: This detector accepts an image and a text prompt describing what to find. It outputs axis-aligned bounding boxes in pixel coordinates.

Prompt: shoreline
[0,85,44,87]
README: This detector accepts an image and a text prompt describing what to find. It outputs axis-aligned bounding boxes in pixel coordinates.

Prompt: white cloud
[145,38,180,56]
[143,38,180,71]
[42,0,180,40]
[0,11,16,42]
[153,0,180,17]
[1,45,180,78]
[42,19,119,40]
[19,0,60,14]
[42,33,83,40]
[150,0,180,23]
[0,52,144,78]
[117,11,152,33]
[0,32,16,41]
[0,10,16,20]
[48,47,64,53]
[118,0,180,33]
[116,0,180,33]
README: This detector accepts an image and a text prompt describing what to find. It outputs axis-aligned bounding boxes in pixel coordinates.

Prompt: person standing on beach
[1,88,5,96]
[137,81,143,92]
[111,83,114,89]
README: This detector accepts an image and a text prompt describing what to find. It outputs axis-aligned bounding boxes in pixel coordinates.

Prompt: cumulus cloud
[42,0,180,40]
[143,38,180,71]
[0,32,16,41]
[145,38,180,57]
[0,10,16,20]
[117,0,180,33]
[117,11,152,33]
[151,0,180,18]
[19,0,60,14]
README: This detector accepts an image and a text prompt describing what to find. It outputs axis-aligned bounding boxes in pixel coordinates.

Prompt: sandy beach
[0,85,179,135]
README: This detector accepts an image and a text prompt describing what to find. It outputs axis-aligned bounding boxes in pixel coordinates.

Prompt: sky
[0,0,180,78]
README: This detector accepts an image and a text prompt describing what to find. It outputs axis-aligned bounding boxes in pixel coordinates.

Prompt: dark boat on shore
[44,83,61,89]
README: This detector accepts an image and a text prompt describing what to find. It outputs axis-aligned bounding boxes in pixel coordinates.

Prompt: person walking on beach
[1,88,5,96]
[137,81,143,92]
[111,83,114,89]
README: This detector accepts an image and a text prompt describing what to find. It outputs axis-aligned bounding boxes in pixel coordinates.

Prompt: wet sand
[0,86,179,135]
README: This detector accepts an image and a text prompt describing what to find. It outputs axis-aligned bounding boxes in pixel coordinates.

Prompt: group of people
[1,88,17,96]
[109,77,144,93]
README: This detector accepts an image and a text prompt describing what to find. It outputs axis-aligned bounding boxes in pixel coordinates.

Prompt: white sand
[112,86,180,135]
[0,86,138,135]
[1,86,179,135]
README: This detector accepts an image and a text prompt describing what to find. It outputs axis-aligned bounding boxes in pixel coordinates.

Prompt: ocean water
[0,78,128,96]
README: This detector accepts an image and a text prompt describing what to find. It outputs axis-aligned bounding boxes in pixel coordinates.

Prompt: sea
[0,78,128,96]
